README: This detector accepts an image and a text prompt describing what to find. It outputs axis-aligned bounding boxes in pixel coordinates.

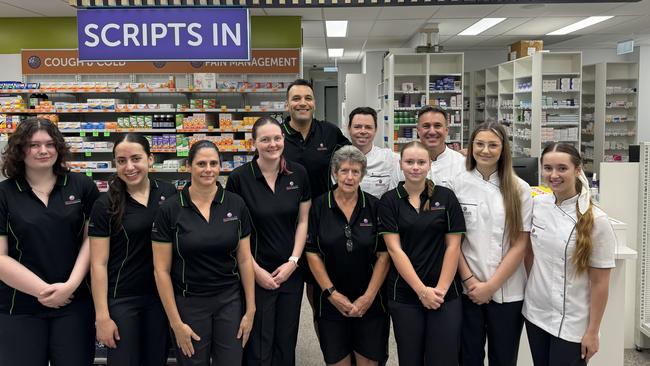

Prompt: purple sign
[77,8,250,61]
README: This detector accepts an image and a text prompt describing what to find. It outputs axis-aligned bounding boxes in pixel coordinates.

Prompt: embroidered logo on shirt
[286,181,300,190]
[223,212,239,222]
[434,202,440,207]
[360,218,373,227]
[316,142,328,151]
[65,195,81,205]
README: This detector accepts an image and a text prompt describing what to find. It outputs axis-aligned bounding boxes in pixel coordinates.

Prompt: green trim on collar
[14,180,23,192]
[327,191,333,209]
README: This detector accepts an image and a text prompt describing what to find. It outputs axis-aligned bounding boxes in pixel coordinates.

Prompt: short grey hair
[331,145,367,178]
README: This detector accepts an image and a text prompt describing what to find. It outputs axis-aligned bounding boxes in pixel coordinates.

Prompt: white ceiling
[3,0,650,66]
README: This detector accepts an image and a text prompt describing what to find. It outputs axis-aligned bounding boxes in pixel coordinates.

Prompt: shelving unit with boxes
[473,68,486,129]
[382,52,464,152]
[463,71,471,145]
[580,62,638,175]
[581,64,597,173]
[473,52,581,158]
[0,71,297,190]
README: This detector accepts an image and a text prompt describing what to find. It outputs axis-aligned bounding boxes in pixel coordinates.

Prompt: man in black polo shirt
[282,79,350,199]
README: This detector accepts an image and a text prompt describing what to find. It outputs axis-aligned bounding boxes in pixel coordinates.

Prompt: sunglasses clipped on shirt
[344,224,353,253]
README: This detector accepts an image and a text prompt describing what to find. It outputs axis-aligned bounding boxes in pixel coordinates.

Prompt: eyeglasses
[473,140,502,151]
[344,224,353,253]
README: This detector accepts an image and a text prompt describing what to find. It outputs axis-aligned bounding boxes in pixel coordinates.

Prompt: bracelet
[418,287,429,300]
[462,274,474,283]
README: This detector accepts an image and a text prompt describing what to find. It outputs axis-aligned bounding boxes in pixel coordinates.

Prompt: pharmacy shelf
[384,52,465,149]
[581,62,638,174]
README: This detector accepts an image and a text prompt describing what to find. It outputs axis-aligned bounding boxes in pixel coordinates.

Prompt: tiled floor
[625,349,650,366]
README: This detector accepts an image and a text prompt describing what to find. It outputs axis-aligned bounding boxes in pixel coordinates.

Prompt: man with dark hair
[347,106,398,198]
[281,78,350,198]
[390,105,465,189]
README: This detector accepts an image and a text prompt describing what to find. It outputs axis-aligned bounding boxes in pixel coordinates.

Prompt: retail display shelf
[429,90,462,94]
[542,106,580,110]
[0,88,284,94]
[542,123,581,127]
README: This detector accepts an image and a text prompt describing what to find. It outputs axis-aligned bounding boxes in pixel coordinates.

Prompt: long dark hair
[466,122,522,241]
[109,133,151,231]
[252,117,292,175]
[541,142,594,274]
[1,117,69,179]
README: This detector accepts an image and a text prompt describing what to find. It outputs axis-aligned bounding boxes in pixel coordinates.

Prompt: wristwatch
[288,256,300,266]
[322,286,336,298]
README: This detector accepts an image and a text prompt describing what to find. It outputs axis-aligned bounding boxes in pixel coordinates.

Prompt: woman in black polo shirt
[152,140,255,366]
[378,141,465,366]
[0,117,100,366]
[226,117,310,366]
[89,133,177,365]
[306,145,390,366]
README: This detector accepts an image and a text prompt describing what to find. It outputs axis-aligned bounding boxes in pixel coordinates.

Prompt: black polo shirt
[377,182,465,305]
[151,183,251,297]
[0,172,100,315]
[282,118,350,199]
[306,188,387,320]
[225,158,310,278]
[88,179,177,299]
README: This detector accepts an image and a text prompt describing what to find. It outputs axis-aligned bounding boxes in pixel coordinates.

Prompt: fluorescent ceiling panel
[547,16,614,35]
[458,18,507,36]
[326,20,348,37]
[328,48,344,58]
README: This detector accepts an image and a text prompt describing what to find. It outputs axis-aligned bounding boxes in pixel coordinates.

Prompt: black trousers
[174,285,243,366]
[244,276,303,366]
[525,319,586,366]
[460,295,524,366]
[107,295,169,366]
[388,297,462,366]
[0,295,95,366]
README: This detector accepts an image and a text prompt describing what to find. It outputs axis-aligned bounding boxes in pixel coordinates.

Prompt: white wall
[336,62,362,127]
[0,54,22,80]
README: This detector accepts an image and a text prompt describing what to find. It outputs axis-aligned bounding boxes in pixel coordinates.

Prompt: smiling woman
[152,140,256,366]
[0,117,100,366]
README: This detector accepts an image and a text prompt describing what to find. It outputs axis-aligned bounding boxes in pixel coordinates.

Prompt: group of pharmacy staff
[0,80,615,366]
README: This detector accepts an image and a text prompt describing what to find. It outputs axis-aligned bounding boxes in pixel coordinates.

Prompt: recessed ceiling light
[547,16,614,35]
[328,48,344,58]
[458,18,507,36]
[326,21,348,37]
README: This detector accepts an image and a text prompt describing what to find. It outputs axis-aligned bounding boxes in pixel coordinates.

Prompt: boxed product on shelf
[69,161,112,170]
[0,114,24,129]
[218,81,238,89]
[219,113,233,129]
[1,96,26,109]
[509,40,543,60]
[193,73,217,89]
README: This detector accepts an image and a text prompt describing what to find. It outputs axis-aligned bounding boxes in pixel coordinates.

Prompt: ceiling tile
[432,4,502,18]
[324,7,381,20]
[302,21,324,37]
[302,37,326,48]
[0,2,49,16]
[435,19,482,36]
[370,19,426,37]
[443,35,494,48]
[263,8,322,20]
[364,37,409,49]
[489,3,619,18]
[326,37,367,49]
[473,35,526,47]
[480,18,532,36]
[571,15,644,35]
[377,5,439,20]
[597,15,650,34]
[607,1,650,16]
[503,17,584,36]
[347,21,375,36]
